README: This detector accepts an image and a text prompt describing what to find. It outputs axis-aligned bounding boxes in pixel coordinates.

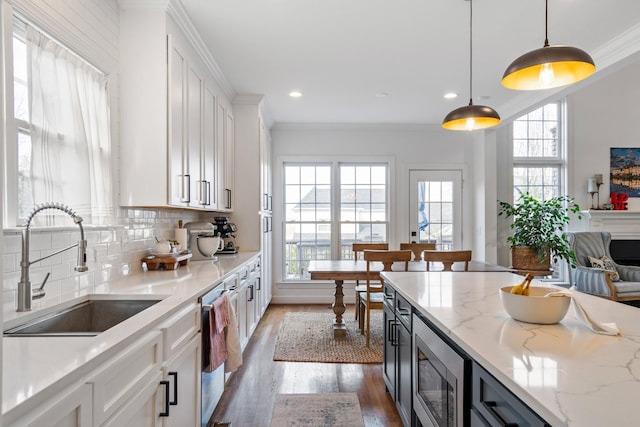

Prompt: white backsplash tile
[2,207,203,314]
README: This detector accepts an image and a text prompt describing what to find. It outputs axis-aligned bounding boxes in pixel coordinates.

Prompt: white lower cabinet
[11,255,267,427]
[88,331,164,426]
[162,335,201,426]
[7,383,93,427]
[100,371,164,427]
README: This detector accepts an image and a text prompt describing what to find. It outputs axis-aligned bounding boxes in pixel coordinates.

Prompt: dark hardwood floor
[208,304,403,426]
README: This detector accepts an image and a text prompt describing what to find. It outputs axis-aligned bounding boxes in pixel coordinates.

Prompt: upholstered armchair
[566,231,640,301]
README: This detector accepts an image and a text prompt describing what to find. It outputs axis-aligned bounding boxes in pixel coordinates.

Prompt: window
[512,101,568,279]
[284,162,389,280]
[512,102,563,201]
[5,18,113,226]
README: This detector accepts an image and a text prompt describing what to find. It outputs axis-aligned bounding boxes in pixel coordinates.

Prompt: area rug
[273,311,383,364]
[269,392,365,427]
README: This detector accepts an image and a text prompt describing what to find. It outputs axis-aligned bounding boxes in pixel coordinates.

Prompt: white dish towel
[545,289,620,336]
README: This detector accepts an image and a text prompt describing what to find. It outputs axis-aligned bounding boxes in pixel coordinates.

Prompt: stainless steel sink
[4,298,163,337]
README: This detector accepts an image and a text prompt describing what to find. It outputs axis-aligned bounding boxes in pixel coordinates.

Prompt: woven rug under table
[273,311,383,364]
[269,392,365,427]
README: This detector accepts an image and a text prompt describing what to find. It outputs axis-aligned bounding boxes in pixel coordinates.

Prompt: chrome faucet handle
[33,272,50,300]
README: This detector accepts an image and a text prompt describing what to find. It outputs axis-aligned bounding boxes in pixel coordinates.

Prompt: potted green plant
[498,193,582,270]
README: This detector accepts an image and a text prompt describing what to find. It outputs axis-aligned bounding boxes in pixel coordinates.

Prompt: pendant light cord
[468,0,473,106]
[544,0,549,47]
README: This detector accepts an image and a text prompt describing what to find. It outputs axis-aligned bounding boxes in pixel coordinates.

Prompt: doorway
[409,170,462,250]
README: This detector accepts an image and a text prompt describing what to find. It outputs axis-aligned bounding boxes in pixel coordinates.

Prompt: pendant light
[442,0,500,131]
[502,0,595,90]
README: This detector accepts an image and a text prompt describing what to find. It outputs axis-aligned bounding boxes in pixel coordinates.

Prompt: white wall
[569,60,640,211]
[270,123,481,303]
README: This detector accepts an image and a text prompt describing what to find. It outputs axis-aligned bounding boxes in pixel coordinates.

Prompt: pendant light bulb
[539,63,555,87]
[502,0,595,91]
[466,117,475,131]
[442,0,500,131]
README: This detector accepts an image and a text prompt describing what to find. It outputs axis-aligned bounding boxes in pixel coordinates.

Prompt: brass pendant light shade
[442,0,500,131]
[442,100,501,131]
[502,0,595,90]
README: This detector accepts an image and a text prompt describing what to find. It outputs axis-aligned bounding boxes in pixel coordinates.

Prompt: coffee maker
[212,216,239,254]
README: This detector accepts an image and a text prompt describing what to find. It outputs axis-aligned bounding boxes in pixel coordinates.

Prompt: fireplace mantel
[580,210,640,239]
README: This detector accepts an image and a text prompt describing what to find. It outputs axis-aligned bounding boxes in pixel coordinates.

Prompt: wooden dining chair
[399,242,436,261]
[359,249,412,347]
[352,242,389,321]
[423,250,472,271]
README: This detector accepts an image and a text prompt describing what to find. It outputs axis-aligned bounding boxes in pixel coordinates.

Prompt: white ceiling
[177,0,640,127]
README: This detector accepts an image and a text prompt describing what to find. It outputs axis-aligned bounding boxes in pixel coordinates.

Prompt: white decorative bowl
[500,286,571,325]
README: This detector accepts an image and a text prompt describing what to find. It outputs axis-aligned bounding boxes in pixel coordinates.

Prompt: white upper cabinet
[119,5,227,211]
[216,103,235,211]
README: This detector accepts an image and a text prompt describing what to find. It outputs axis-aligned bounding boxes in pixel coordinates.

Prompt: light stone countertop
[382,271,640,427]
[2,251,260,422]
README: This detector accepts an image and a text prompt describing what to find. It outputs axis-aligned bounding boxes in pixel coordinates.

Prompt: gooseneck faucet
[17,203,88,312]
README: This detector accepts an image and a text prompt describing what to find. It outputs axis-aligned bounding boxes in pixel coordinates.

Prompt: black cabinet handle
[387,318,395,343]
[257,277,261,291]
[159,380,170,417]
[391,320,399,346]
[396,308,411,316]
[169,371,178,405]
[248,284,254,301]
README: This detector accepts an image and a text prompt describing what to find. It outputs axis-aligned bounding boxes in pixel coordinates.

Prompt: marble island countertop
[381,271,640,427]
[2,251,260,421]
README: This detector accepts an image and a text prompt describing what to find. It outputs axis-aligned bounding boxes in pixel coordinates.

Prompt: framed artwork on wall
[610,147,640,197]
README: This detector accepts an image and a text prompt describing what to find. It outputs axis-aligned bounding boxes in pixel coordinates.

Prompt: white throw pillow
[588,255,620,281]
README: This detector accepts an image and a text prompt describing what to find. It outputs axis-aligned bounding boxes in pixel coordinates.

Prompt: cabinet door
[168,37,189,206]
[101,371,163,427]
[235,283,248,349]
[382,302,396,395]
[89,331,163,425]
[187,66,203,207]
[163,335,201,427]
[8,383,92,427]
[396,322,412,427]
[216,104,234,211]
[202,85,217,209]
[224,111,235,210]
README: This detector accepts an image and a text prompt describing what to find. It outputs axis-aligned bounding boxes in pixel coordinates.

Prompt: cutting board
[142,251,192,270]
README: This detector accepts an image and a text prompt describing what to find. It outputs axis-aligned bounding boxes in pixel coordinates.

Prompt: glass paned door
[409,170,462,250]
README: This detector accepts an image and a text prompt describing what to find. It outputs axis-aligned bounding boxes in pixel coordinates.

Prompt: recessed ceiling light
[376,92,388,98]
[289,91,302,98]
[444,92,458,99]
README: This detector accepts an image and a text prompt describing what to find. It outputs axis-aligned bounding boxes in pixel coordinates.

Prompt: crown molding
[166,0,235,101]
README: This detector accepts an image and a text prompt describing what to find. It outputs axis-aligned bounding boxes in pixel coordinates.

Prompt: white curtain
[27,25,113,224]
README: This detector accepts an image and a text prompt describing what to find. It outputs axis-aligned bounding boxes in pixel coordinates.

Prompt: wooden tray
[142,252,192,271]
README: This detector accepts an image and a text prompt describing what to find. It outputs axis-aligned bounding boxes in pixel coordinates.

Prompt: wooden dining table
[307,259,510,338]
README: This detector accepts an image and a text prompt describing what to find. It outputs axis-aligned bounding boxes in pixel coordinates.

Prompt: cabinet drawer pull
[396,308,411,316]
[482,400,518,427]
[169,371,178,405]
[160,380,170,417]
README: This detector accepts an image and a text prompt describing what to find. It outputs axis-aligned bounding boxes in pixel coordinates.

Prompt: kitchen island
[382,271,640,427]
